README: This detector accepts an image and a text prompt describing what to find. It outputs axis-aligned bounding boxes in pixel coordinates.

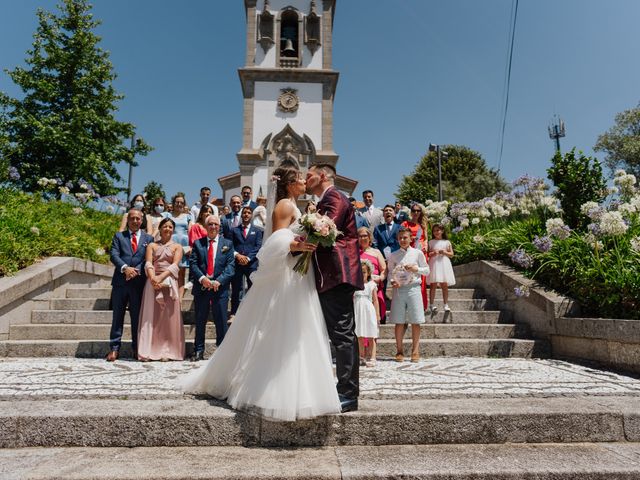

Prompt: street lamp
[428,143,448,201]
[126,134,136,203]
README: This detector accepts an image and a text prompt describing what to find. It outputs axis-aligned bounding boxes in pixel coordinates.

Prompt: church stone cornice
[238,68,339,99]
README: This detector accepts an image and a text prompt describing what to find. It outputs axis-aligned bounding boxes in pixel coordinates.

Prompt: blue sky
[1,0,639,206]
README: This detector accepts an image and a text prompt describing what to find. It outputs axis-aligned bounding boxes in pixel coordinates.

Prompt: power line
[496,0,519,172]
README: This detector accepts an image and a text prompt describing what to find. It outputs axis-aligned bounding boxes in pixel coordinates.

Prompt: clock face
[278,89,299,113]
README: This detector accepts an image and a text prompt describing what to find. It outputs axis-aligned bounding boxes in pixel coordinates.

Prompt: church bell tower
[218,0,357,200]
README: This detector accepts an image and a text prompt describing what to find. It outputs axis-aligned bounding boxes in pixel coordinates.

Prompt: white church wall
[302,45,322,69]
[255,42,277,68]
[252,81,322,150]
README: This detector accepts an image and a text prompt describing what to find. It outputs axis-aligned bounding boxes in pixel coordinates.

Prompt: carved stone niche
[305,0,321,55]
[262,124,316,170]
[257,1,275,53]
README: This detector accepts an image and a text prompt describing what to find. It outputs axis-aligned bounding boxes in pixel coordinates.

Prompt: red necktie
[131,233,138,253]
[243,226,248,238]
[207,239,214,276]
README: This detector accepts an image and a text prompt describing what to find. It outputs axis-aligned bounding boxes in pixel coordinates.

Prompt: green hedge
[0,187,119,276]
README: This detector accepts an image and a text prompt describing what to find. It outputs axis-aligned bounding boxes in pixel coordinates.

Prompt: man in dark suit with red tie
[230,206,263,318]
[306,163,364,413]
[189,214,235,361]
[107,209,154,361]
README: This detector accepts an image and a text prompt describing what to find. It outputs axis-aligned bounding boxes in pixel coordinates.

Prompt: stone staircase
[3,396,640,478]
[1,286,549,359]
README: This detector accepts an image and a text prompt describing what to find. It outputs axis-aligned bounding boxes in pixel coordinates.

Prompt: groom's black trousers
[318,283,359,399]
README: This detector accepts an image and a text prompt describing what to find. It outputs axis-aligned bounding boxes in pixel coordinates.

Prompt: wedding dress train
[180,217,341,421]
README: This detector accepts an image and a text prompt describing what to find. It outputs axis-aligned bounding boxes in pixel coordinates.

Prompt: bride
[180,165,341,421]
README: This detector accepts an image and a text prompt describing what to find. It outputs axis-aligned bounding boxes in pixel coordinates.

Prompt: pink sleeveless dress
[360,250,387,321]
[138,243,185,360]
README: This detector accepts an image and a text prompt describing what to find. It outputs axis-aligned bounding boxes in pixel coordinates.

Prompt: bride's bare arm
[271,200,317,253]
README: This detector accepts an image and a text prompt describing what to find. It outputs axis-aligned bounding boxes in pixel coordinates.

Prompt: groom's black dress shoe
[339,395,358,413]
[190,351,205,362]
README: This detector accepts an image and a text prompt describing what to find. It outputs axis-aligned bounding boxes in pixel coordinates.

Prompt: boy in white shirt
[387,227,430,363]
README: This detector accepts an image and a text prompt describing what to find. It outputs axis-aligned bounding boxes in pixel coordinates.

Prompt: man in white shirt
[190,186,218,220]
[357,190,384,231]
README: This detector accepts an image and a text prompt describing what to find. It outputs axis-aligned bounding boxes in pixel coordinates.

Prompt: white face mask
[154,205,165,214]
[133,201,144,210]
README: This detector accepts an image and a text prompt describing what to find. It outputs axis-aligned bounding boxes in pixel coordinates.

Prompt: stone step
[10,323,525,341]
[5,443,640,480]
[376,338,548,358]
[1,396,637,448]
[0,338,548,359]
[31,309,510,325]
[50,297,497,312]
[64,287,486,301]
[10,323,215,341]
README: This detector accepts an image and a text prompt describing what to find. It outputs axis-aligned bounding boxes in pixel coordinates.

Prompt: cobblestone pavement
[2,357,640,400]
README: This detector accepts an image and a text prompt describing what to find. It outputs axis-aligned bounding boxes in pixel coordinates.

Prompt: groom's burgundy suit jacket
[314,186,364,294]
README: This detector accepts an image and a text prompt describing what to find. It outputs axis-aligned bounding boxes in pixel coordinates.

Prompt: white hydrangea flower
[630,237,640,253]
[584,233,604,251]
[95,248,106,256]
[546,218,571,239]
[599,211,628,236]
[460,218,470,228]
[618,202,637,217]
[72,207,83,215]
[473,234,484,243]
[471,217,480,225]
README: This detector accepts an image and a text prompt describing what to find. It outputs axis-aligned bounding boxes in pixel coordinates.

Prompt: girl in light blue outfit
[162,193,193,300]
[387,227,430,363]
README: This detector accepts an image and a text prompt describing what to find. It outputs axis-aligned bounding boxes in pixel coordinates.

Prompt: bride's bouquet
[293,212,341,275]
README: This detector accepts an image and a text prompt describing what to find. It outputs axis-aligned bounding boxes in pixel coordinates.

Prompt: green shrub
[0,187,119,276]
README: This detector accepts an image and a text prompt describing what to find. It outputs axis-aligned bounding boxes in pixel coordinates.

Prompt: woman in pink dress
[138,217,185,361]
[358,227,387,323]
[188,204,213,247]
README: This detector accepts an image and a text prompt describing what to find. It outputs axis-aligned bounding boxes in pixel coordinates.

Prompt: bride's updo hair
[273,165,301,203]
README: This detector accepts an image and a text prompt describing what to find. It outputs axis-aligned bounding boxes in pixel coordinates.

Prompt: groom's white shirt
[317,185,333,204]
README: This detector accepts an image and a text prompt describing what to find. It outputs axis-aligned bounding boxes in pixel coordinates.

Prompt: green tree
[0,0,151,197]
[594,102,640,177]
[547,148,607,229]
[142,181,166,204]
[396,145,509,205]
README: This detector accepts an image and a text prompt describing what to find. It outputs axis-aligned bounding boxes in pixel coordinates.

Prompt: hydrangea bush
[434,173,640,319]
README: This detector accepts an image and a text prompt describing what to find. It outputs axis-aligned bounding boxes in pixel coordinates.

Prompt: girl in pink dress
[138,217,185,361]
[358,227,387,323]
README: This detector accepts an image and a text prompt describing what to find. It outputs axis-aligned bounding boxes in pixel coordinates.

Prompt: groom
[306,164,364,413]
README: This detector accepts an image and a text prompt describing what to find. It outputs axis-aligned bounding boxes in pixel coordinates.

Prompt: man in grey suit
[358,190,384,232]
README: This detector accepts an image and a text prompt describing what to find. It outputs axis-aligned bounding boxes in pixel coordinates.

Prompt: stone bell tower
[218,0,357,201]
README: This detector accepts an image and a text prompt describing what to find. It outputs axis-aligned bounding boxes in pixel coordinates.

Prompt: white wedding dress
[180,205,341,421]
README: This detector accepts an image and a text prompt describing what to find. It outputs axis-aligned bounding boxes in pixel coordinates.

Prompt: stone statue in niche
[274,133,301,168]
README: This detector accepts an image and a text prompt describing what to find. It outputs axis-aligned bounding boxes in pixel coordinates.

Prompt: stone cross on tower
[218,0,357,202]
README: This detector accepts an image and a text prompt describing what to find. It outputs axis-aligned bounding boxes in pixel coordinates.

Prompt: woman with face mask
[149,197,167,239]
[119,194,154,234]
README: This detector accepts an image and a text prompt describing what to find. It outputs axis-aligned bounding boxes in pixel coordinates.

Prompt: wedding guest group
[106,181,446,368]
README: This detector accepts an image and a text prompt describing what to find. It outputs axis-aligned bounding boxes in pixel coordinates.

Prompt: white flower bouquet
[391,263,412,287]
[293,212,341,275]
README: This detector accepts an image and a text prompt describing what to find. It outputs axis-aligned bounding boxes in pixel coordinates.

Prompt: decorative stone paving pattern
[1,357,639,400]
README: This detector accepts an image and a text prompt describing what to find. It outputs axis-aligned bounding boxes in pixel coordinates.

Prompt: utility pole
[429,143,448,202]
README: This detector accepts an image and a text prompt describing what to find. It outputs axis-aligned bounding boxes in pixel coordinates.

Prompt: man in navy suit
[230,206,263,318]
[189,214,235,361]
[107,209,154,361]
[222,195,242,239]
[240,185,258,211]
[374,205,401,259]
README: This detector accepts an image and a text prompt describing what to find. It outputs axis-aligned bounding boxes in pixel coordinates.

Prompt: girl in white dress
[354,260,380,367]
[180,166,341,421]
[427,223,456,312]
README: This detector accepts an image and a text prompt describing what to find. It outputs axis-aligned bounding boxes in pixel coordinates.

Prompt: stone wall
[454,260,640,373]
[0,257,113,340]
